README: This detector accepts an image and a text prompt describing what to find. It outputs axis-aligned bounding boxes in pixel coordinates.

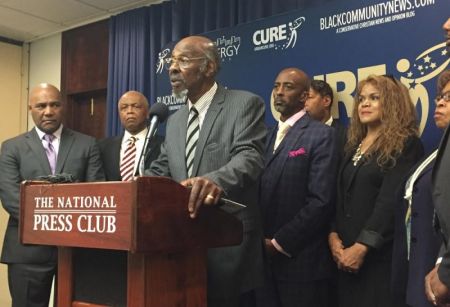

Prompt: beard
[172,88,188,101]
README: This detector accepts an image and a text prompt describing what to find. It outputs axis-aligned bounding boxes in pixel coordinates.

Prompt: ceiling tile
[1,0,101,24]
[0,0,164,41]
[78,0,163,12]
[0,6,61,40]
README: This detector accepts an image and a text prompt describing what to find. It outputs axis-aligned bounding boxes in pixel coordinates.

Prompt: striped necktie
[120,136,137,181]
[186,107,199,177]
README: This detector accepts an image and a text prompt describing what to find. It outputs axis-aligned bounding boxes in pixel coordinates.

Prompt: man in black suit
[99,90,162,180]
[89,91,162,305]
[305,79,347,154]
[256,68,337,307]
[0,83,104,307]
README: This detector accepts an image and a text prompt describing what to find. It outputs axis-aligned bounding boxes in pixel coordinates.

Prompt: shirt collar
[123,127,148,144]
[279,109,306,128]
[35,124,63,140]
[187,82,218,113]
[324,116,333,126]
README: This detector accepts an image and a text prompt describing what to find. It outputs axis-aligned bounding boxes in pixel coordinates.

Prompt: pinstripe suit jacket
[148,85,267,298]
[260,114,337,282]
[0,127,105,264]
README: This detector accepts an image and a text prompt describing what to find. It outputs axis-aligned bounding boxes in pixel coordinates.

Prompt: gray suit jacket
[148,85,267,298]
[0,127,105,264]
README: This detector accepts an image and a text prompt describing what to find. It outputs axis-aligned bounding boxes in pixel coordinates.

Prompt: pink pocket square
[288,147,307,158]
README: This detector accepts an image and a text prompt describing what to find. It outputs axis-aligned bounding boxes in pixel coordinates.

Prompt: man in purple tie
[0,83,104,307]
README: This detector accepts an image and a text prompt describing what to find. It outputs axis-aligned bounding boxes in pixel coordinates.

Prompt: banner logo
[216,35,241,62]
[156,48,171,74]
[397,42,450,133]
[252,17,305,51]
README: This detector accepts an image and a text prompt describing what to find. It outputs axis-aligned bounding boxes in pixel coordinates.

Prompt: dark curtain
[106,0,335,136]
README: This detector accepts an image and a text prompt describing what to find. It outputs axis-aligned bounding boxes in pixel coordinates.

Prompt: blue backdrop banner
[155,0,449,152]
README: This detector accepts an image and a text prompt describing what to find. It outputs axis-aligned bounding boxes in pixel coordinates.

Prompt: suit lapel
[432,126,449,183]
[191,86,224,177]
[111,136,122,179]
[401,154,435,194]
[264,127,277,162]
[264,116,309,192]
[26,129,52,174]
[56,128,75,174]
[265,115,308,168]
[342,152,365,195]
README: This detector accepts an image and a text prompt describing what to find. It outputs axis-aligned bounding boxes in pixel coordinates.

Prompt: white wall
[29,34,61,89]
[0,33,61,306]
[0,40,26,307]
[28,33,62,129]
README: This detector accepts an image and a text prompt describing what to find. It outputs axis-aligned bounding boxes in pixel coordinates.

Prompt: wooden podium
[19,176,243,307]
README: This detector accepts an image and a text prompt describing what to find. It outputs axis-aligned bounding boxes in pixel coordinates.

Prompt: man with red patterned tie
[99,90,162,181]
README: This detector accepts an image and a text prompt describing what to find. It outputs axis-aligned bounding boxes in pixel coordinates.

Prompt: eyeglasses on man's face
[435,91,450,105]
[164,56,206,70]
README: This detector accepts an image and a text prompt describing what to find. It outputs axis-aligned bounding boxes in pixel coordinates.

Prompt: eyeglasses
[435,91,450,105]
[164,56,206,70]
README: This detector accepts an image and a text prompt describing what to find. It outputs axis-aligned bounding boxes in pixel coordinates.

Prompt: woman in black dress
[328,75,424,307]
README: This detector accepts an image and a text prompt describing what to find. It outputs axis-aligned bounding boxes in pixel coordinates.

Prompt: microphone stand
[134,117,159,177]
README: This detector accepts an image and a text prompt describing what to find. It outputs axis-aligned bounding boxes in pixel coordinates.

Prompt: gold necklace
[352,142,364,166]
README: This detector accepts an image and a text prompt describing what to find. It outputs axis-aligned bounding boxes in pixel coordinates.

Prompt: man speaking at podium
[0,83,104,307]
[147,35,267,307]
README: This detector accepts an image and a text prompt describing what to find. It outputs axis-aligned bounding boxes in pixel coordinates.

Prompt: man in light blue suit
[0,83,105,307]
[147,35,267,307]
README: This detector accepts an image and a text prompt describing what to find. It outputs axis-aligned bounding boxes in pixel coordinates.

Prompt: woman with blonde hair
[329,75,424,307]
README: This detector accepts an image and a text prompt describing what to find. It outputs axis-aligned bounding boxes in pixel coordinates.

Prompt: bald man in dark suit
[257,68,337,307]
[0,83,104,307]
[99,91,162,181]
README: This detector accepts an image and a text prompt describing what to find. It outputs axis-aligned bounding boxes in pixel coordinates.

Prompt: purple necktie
[43,134,57,174]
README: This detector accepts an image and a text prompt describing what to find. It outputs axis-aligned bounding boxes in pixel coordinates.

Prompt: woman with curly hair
[328,75,424,307]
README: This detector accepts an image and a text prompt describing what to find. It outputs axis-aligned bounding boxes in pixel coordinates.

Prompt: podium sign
[19,177,243,307]
[20,181,134,250]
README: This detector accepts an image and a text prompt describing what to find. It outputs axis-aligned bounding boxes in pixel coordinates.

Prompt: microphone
[36,173,75,183]
[147,102,169,140]
[134,103,169,176]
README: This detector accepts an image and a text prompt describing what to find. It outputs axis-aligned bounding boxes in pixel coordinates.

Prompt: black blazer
[391,155,441,307]
[335,136,423,252]
[432,125,450,287]
[99,133,163,181]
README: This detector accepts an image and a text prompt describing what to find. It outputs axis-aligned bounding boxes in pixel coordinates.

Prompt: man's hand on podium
[181,176,223,219]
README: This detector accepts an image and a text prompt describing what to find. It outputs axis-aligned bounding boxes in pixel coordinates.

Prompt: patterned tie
[186,107,199,177]
[120,136,137,181]
[273,121,290,152]
[43,134,57,174]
